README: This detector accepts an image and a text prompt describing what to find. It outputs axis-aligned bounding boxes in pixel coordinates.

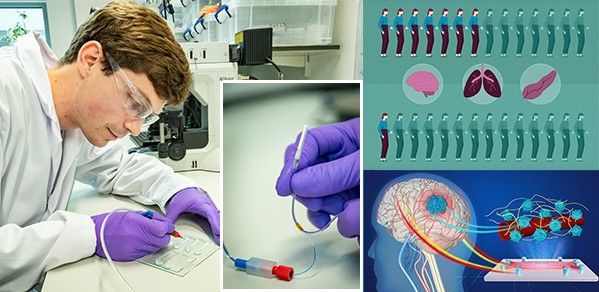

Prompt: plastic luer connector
[234,257,294,281]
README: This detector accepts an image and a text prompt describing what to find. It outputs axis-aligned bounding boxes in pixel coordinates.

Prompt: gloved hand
[275,118,360,239]
[91,211,174,261]
[165,187,220,244]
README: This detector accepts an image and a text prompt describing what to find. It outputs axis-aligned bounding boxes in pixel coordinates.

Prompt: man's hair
[59,0,191,105]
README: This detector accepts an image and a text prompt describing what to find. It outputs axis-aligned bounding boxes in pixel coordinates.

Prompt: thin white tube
[424,252,446,292]
[100,208,137,292]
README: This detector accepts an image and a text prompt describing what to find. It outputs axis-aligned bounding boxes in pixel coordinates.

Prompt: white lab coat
[0,32,198,291]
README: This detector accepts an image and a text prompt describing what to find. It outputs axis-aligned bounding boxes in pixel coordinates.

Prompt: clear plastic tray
[137,236,219,277]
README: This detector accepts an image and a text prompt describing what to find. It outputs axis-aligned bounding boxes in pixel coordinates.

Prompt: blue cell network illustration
[486,194,587,243]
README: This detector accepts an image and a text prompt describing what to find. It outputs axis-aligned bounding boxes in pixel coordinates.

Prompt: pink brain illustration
[376,176,471,254]
[406,71,440,98]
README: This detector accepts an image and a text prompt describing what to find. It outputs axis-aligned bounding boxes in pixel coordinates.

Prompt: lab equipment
[233,257,294,281]
[220,0,338,46]
[98,207,219,292]
[137,236,219,277]
[223,234,317,281]
[130,42,237,172]
[484,258,598,282]
[165,187,221,244]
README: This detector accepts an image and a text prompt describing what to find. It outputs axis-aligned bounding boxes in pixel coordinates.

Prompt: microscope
[130,42,237,172]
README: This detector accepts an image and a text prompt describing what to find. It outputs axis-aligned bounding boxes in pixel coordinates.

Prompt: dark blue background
[364,170,599,291]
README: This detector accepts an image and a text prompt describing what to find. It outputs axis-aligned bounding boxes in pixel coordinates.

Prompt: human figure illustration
[468,8,480,57]
[560,9,571,57]
[453,8,465,57]
[393,113,404,161]
[514,113,525,162]
[438,8,450,57]
[469,113,480,161]
[529,113,540,162]
[574,113,586,161]
[378,113,390,161]
[483,9,494,57]
[576,9,586,57]
[560,113,571,161]
[500,9,510,57]
[514,9,525,57]
[545,9,556,57]
[424,8,435,57]
[378,8,390,57]
[394,9,405,57]
[409,113,420,161]
[483,113,494,162]
[530,9,540,57]
[498,113,510,162]
[408,9,420,57]
[544,113,556,161]
[424,113,434,161]
[453,113,464,161]
[438,113,449,161]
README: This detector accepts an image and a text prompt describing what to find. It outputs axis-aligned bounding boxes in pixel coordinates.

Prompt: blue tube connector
[233,257,293,281]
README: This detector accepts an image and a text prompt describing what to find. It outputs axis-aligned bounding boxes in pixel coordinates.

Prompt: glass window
[0,3,50,47]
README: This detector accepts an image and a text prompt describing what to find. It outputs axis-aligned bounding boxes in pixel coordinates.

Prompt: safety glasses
[107,56,160,126]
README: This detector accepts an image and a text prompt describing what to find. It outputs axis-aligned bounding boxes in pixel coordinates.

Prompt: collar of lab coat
[14,31,62,142]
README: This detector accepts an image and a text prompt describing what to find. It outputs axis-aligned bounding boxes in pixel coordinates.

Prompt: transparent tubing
[99,208,137,292]
[223,236,317,277]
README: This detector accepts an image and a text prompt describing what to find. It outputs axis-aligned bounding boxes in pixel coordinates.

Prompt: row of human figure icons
[377,112,587,163]
[378,8,587,58]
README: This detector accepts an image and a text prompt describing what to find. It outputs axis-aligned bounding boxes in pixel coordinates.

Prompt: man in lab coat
[0,1,220,290]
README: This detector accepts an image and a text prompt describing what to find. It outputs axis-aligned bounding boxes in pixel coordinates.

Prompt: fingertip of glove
[275,164,294,197]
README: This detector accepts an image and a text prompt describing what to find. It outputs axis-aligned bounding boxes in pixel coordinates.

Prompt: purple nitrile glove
[165,187,220,244]
[275,118,360,239]
[91,211,174,261]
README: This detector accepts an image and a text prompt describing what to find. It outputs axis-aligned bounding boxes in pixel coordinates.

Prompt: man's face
[75,61,165,147]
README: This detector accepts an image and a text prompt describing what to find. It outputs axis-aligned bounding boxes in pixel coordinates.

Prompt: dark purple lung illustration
[483,70,501,97]
[522,70,557,100]
[464,70,482,97]
[463,63,501,98]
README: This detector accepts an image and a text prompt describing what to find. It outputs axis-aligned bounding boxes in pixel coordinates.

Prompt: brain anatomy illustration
[376,175,471,254]
[406,71,440,98]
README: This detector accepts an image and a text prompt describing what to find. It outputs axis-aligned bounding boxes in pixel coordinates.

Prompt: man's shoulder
[0,47,29,89]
